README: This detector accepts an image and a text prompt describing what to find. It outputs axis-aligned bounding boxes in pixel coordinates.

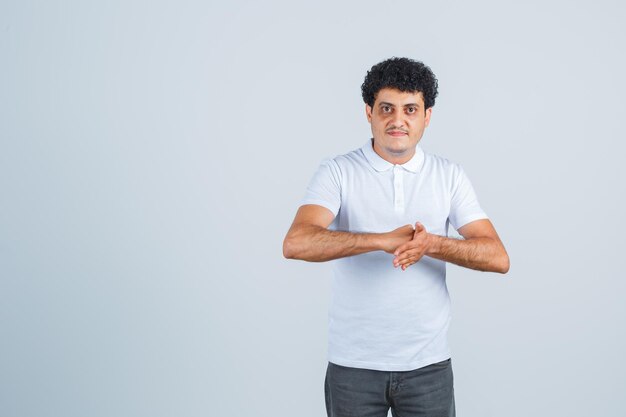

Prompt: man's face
[366,87,432,163]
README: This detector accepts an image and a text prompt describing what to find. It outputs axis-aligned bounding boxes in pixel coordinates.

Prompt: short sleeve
[300,158,342,216]
[448,165,489,230]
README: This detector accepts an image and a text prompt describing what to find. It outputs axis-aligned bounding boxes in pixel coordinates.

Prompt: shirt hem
[327,352,452,372]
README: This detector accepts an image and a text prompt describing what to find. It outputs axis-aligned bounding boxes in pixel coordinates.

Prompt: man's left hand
[393,222,431,271]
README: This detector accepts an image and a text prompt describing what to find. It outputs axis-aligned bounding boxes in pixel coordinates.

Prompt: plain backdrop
[1,1,625,416]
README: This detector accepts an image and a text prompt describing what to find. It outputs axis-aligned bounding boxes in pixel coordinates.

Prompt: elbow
[495,253,510,274]
[284,233,317,261]
[282,235,298,259]
[283,225,314,260]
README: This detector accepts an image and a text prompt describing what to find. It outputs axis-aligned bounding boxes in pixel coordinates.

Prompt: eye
[382,105,392,113]
[406,107,417,114]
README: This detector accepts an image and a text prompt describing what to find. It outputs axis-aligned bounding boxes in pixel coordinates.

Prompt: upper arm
[287,157,341,236]
[300,158,342,217]
[287,204,335,233]
[283,204,336,258]
[457,218,500,240]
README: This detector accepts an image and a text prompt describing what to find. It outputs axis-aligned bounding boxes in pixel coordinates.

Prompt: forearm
[283,224,382,262]
[426,234,510,273]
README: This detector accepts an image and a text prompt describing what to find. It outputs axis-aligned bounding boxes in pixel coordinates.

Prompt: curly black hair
[361,57,439,110]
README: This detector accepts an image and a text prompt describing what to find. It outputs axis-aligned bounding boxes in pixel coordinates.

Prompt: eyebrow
[378,101,421,108]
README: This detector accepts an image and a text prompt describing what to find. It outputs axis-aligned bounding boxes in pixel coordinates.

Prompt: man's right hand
[379,224,415,254]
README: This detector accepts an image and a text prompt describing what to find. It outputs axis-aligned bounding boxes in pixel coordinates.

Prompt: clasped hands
[383,222,431,271]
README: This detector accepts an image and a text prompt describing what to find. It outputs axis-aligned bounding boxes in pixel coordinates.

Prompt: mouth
[386,130,408,137]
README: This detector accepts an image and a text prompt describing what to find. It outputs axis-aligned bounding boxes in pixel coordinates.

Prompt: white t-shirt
[301,138,488,371]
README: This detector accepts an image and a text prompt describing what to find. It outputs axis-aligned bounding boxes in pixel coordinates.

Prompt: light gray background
[1,1,625,416]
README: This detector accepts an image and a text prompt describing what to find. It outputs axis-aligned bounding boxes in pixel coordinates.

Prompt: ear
[424,107,432,127]
[365,104,373,123]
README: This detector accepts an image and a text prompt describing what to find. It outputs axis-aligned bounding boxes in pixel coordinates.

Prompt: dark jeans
[324,359,455,417]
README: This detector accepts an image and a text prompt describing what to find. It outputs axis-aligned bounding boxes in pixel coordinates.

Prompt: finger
[396,255,416,267]
[394,256,406,267]
[394,243,413,256]
[394,248,419,262]
[400,254,422,266]
[399,257,414,266]
[393,251,414,266]
[395,247,421,263]
[394,256,408,267]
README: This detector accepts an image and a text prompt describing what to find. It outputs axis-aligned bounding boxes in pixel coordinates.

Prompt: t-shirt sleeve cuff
[450,212,489,231]
[299,198,340,217]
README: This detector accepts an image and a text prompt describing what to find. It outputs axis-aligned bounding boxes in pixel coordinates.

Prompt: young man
[283,57,509,417]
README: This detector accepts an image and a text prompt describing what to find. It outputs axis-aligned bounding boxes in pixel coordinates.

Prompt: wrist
[353,231,381,252]
[370,232,387,252]
[425,233,441,256]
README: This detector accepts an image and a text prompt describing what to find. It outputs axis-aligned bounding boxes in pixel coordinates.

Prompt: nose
[391,112,405,129]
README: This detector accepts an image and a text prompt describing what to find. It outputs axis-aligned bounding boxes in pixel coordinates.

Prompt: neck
[372,140,416,165]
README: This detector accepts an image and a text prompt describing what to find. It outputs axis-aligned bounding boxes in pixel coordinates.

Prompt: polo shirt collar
[361,138,424,173]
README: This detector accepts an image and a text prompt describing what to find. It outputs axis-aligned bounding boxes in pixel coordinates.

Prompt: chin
[385,145,409,155]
